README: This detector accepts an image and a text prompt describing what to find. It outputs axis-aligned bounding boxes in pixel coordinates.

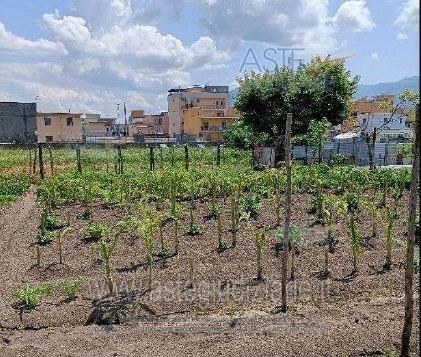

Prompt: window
[399,117,403,124]
[383,117,388,123]
[362,118,367,125]
[46,136,53,142]
[44,117,51,126]
[67,117,74,126]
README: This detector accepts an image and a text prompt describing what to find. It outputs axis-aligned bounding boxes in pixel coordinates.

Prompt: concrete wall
[0,102,37,143]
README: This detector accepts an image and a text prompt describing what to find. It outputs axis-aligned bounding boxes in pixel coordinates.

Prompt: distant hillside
[229,76,419,105]
[355,76,419,99]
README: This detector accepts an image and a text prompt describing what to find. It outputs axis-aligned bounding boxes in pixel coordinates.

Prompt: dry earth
[0,188,419,356]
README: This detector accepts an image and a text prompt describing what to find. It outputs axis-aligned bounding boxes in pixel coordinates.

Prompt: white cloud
[370,52,379,61]
[332,0,375,33]
[0,22,67,55]
[395,0,419,30]
[397,32,409,40]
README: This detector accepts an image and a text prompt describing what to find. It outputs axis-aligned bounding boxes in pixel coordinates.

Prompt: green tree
[234,56,358,146]
[306,119,330,163]
[223,119,268,149]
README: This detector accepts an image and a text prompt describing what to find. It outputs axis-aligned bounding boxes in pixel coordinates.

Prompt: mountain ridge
[229,76,419,105]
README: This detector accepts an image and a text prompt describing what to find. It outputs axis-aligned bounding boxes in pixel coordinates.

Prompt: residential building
[84,114,116,138]
[36,112,82,143]
[357,112,412,142]
[0,102,37,144]
[182,106,239,142]
[130,110,169,136]
[343,94,397,132]
[167,85,230,138]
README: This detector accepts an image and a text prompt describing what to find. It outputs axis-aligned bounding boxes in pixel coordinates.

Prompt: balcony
[200,125,229,132]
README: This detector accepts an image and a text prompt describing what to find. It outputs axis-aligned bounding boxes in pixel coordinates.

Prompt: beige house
[36,112,82,143]
[129,110,169,136]
[84,114,115,137]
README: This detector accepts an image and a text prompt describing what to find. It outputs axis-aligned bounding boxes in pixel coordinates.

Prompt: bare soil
[0,188,419,356]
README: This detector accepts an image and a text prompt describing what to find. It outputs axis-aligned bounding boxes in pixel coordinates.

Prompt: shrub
[240,194,261,217]
[86,223,108,242]
[13,283,54,310]
[37,231,57,245]
[59,276,86,301]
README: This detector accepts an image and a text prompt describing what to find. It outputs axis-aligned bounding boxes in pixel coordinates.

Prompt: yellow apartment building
[182,107,238,142]
[36,112,82,143]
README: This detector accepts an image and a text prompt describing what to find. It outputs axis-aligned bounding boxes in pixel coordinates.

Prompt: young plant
[172,203,184,255]
[310,179,325,223]
[384,206,396,270]
[13,283,54,310]
[186,178,202,236]
[322,195,338,252]
[253,227,266,281]
[216,206,228,252]
[86,223,108,242]
[59,276,86,301]
[158,214,171,258]
[240,193,261,218]
[92,226,119,296]
[345,192,361,273]
[230,187,241,247]
[277,225,303,280]
[58,227,72,265]
[138,207,160,290]
[82,179,94,220]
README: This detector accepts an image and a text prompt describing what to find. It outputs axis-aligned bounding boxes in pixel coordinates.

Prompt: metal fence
[292,138,412,166]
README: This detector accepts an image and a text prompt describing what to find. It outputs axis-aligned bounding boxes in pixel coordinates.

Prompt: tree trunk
[401,105,419,357]
[281,113,292,313]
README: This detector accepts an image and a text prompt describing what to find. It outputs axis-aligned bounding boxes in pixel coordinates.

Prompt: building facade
[182,107,238,142]
[0,102,37,143]
[167,85,239,142]
[343,94,397,132]
[36,112,82,143]
[357,112,412,142]
[84,114,116,138]
[130,110,169,136]
[167,85,230,138]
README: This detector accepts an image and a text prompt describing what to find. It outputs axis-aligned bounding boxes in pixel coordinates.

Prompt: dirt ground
[0,188,419,356]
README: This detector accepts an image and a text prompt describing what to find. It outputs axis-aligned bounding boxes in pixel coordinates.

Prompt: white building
[357,112,412,141]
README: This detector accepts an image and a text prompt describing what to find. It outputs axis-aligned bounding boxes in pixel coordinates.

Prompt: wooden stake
[401,105,420,357]
[38,143,44,180]
[281,112,292,313]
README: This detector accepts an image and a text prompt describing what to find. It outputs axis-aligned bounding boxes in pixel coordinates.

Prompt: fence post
[28,148,32,174]
[38,143,44,180]
[281,112,292,313]
[48,145,54,176]
[117,145,123,174]
[171,146,175,167]
[216,144,221,168]
[184,144,189,170]
[149,146,155,171]
[76,143,82,173]
[33,147,37,174]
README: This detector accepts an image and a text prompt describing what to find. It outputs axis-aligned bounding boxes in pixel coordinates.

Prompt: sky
[0,0,419,117]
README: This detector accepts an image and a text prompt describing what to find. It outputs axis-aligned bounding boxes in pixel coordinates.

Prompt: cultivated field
[0,145,419,356]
